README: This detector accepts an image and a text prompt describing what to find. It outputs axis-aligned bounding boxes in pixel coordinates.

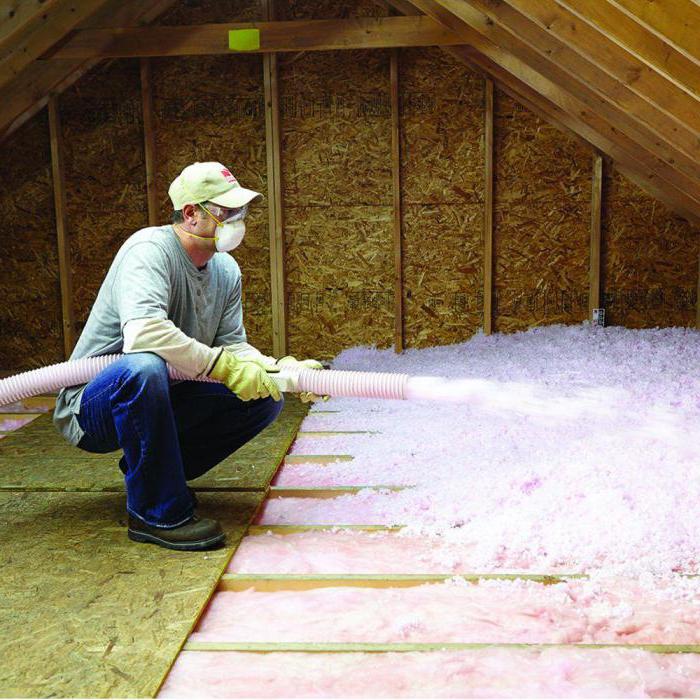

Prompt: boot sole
[128,527,226,551]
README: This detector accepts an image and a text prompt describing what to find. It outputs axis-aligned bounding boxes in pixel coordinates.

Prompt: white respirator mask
[181,202,249,252]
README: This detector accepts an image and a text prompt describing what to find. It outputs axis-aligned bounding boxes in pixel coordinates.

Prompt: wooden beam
[379,0,700,222]
[390,48,404,353]
[184,641,700,654]
[611,0,700,63]
[419,0,700,185]
[140,58,158,226]
[246,524,404,535]
[0,0,111,89]
[0,0,64,47]
[296,430,378,436]
[48,95,76,358]
[42,16,466,59]
[505,0,700,135]
[407,0,700,222]
[483,78,494,335]
[218,572,585,592]
[267,485,411,499]
[0,0,178,144]
[261,0,287,358]
[282,454,354,464]
[558,0,700,99]
[589,153,603,318]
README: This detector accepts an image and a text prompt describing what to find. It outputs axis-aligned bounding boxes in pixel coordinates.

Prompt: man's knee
[258,394,284,429]
[123,352,168,382]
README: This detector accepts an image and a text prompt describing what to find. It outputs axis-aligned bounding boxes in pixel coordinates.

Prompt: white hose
[0,354,413,407]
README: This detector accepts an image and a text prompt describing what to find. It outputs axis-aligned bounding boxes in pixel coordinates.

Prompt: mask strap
[175,224,216,244]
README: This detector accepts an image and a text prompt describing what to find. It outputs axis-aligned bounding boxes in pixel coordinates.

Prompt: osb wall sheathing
[279,0,394,360]
[493,89,592,334]
[0,110,63,371]
[151,0,272,352]
[400,47,484,348]
[153,0,261,24]
[602,166,699,328]
[61,59,149,335]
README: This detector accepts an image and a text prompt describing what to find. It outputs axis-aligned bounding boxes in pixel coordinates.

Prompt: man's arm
[123,317,221,377]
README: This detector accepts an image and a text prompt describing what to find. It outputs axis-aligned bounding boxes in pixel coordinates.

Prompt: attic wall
[60,59,148,337]
[0,0,698,374]
[493,91,591,334]
[151,0,274,353]
[0,111,63,371]
[602,167,699,329]
[400,47,483,349]
[277,0,394,360]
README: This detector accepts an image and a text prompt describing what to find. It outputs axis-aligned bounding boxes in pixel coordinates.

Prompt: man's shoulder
[116,226,174,261]
[213,252,242,278]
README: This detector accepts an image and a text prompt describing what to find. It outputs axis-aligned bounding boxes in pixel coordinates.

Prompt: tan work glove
[276,355,328,404]
[209,349,281,402]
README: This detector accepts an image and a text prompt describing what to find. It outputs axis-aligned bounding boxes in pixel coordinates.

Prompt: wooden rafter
[611,0,700,63]
[0,0,112,89]
[505,0,699,139]
[405,0,700,223]
[0,0,177,143]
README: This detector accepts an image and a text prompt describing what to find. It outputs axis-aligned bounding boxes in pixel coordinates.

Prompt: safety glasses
[200,202,249,225]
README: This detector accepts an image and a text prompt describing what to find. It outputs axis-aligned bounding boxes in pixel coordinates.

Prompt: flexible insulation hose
[0,354,411,407]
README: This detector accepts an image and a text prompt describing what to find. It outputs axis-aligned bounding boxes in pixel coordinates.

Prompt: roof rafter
[404,0,700,223]
[0,0,176,143]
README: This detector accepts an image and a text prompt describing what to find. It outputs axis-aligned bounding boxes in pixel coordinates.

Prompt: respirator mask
[199,202,249,252]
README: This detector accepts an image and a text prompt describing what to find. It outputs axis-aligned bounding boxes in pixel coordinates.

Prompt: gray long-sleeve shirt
[53,225,246,447]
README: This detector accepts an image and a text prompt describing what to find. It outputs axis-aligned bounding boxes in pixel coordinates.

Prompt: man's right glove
[208,349,281,402]
[276,355,329,403]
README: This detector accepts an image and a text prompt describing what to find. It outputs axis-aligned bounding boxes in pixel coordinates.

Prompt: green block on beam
[228,28,260,51]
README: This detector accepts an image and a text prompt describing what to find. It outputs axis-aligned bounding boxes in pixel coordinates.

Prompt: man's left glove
[276,355,328,403]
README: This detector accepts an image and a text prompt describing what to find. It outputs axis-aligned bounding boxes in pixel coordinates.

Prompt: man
[53,162,322,551]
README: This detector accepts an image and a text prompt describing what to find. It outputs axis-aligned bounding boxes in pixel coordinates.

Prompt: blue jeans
[75,352,284,528]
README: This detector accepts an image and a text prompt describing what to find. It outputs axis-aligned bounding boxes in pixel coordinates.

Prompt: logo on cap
[221,168,238,186]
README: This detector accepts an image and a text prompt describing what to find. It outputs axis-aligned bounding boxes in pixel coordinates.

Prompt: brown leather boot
[127,513,225,551]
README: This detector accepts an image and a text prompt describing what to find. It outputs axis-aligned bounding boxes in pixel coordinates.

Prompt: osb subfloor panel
[0,398,308,492]
[0,397,308,697]
[0,490,262,698]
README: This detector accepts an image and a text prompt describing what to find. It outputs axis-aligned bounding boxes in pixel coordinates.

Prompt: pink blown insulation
[160,324,700,697]
[160,648,700,698]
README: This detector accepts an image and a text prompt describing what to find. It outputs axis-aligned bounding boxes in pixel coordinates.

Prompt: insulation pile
[161,324,700,698]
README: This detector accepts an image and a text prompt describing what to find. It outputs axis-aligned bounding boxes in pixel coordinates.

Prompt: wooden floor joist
[183,641,700,654]
[297,430,379,436]
[267,485,411,499]
[283,454,354,465]
[218,572,587,591]
[246,524,406,535]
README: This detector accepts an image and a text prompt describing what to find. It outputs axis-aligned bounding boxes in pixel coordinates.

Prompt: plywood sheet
[280,43,393,360]
[493,90,592,334]
[277,0,387,20]
[400,47,484,348]
[0,109,63,371]
[0,397,306,492]
[154,0,261,24]
[151,52,272,353]
[602,166,699,328]
[0,489,262,698]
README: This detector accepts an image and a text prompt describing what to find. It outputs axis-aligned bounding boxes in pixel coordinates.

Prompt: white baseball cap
[168,161,263,210]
